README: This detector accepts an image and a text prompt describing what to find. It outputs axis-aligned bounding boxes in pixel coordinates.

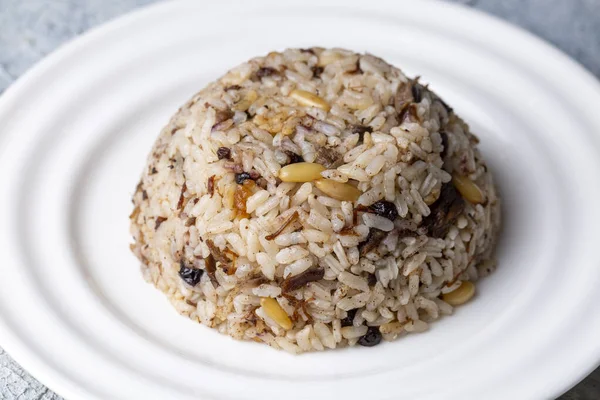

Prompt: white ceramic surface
[1,0,600,399]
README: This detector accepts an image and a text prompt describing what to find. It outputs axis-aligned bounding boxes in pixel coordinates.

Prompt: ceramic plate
[1,0,600,399]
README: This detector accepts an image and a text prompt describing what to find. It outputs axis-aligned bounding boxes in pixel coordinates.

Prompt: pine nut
[279,162,326,182]
[452,174,485,204]
[260,297,292,329]
[289,89,331,111]
[442,281,475,306]
[314,179,361,201]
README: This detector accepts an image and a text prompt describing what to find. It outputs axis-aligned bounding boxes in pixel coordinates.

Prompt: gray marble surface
[0,0,599,398]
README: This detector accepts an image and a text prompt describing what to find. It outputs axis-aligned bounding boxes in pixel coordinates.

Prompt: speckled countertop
[1,0,599,399]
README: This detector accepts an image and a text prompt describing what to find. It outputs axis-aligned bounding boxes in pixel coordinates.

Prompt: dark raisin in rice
[217,147,231,160]
[369,200,398,221]
[422,183,465,238]
[358,326,382,347]
[341,309,358,327]
[235,172,252,184]
[256,67,277,78]
[285,150,304,164]
[439,131,449,159]
[178,261,204,286]
[351,124,372,143]
[411,83,424,103]
[367,273,377,286]
[312,66,324,78]
[351,125,372,134]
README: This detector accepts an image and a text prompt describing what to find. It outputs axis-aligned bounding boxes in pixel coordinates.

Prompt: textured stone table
[1,0,599,398]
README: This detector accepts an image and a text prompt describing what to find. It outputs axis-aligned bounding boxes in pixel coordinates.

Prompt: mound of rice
[129,48,500,352]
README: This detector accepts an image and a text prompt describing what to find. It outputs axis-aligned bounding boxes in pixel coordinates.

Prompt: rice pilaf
[129,48,501,352]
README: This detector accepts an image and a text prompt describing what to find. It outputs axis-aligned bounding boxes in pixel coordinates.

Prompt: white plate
[1,0,600,399]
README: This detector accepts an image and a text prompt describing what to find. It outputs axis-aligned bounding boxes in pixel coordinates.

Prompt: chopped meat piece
[233,180,255,218]
[206,239,231,265]
[265,211,299,240]
[199,254,218,288]
[358,228,387,256]
[421,183,465,238]
[207,176,215,197]
[314,146,341,168]
[155,216,167,230]
[177,183,187,210]
[206,239,238,277]
[399,104,419,124]
[281,268,325,293]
